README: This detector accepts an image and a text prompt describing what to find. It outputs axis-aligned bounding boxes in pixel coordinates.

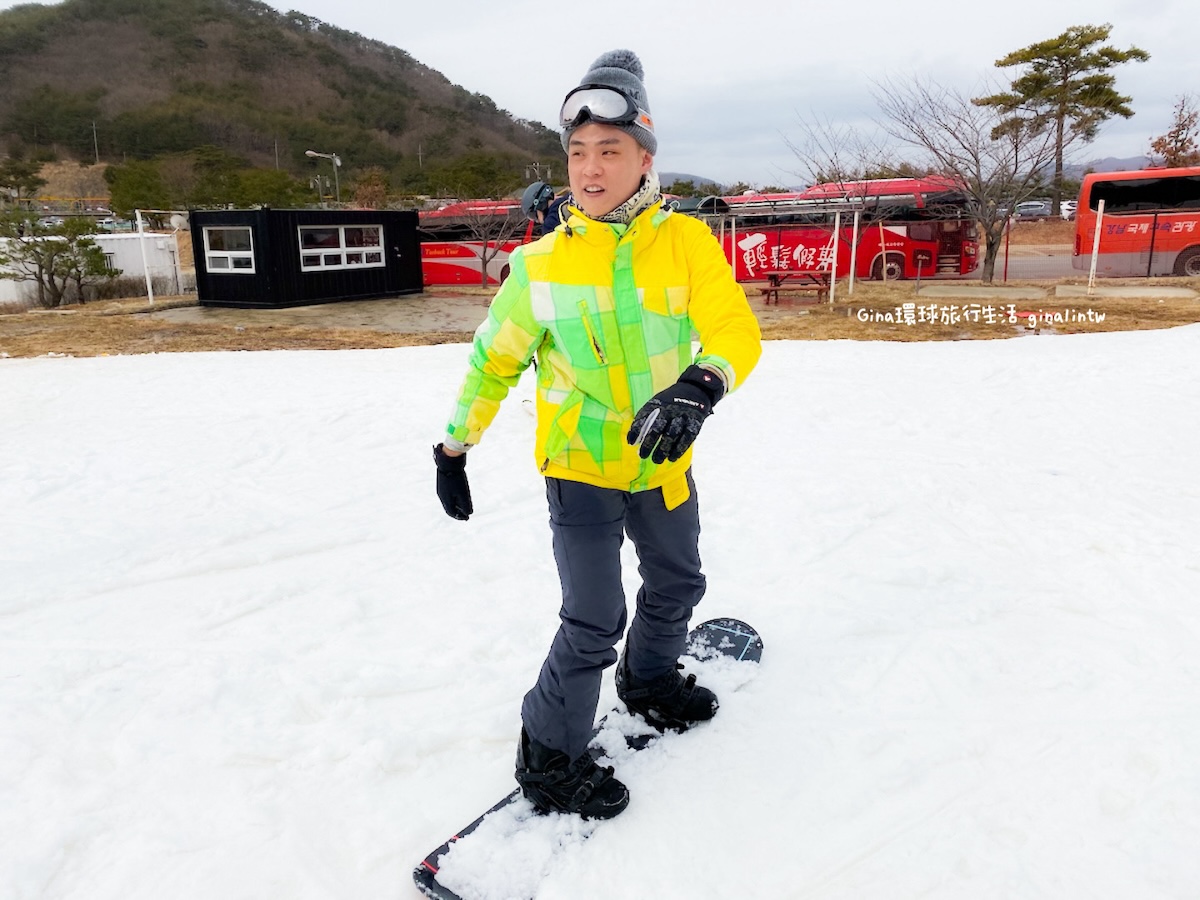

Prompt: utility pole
[305,149,341,204]
[525,161,552,183]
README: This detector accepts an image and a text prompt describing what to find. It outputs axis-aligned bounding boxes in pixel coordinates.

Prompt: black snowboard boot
[514,728,630,820]
[616,653,719,732]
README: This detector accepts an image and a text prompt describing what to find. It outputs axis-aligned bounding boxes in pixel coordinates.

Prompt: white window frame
[298,224,386,272]
[203,226,256,274]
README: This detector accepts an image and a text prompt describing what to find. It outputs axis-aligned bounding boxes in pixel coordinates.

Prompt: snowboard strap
[515,759,619,810]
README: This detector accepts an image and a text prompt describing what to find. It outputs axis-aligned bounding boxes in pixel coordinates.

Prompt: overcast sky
[5,0,1194,185]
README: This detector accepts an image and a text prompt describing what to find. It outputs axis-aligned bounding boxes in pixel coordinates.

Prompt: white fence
[0,230,192,306]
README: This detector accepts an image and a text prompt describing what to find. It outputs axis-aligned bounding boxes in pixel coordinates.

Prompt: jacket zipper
[577,300,607,364]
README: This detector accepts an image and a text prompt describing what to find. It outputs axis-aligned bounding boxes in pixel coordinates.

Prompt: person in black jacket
[520,180,568,235]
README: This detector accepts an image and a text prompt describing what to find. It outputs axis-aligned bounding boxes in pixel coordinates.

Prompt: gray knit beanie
[560,49,657,155]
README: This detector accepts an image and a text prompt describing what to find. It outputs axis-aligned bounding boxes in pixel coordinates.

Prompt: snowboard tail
[412,617,762,900]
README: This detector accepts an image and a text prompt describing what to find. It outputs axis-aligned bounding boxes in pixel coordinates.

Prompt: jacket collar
[561,202,671,246]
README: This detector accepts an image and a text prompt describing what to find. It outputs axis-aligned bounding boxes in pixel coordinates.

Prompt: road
[992,244,1076,280]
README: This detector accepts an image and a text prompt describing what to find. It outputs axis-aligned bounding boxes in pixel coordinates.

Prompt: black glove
[626,365,725,464]
[433,444,473,521]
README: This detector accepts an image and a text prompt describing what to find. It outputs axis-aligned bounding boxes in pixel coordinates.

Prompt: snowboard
[412,617,762,900]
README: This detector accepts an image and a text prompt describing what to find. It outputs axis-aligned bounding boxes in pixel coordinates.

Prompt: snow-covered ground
[3,326,1199,900]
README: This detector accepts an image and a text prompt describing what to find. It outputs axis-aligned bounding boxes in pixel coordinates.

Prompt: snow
[3,326,1200,899]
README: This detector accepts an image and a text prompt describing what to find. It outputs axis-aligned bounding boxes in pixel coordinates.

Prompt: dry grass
[757,284,1200,342]
[3,276,1200,360]
[0,296,472,358]
[1005,219,1075,245]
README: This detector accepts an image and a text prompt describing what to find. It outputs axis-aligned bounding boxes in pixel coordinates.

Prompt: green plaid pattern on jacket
[446,203,761,499]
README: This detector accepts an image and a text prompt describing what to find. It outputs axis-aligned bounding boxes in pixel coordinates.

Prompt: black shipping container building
[191,208,422,308]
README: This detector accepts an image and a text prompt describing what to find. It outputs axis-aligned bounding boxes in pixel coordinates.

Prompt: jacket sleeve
[445,248,545,448]
[683,222,762,392]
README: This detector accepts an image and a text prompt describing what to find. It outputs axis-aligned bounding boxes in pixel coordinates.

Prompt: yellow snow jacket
[445,203,761,508]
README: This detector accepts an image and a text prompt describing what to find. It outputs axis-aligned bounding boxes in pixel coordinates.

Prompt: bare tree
[874,77,1059,282]
[786,114,937,279]
[448,202,530,287]
[352,167,390,208]
[785,114,903,187]
[1149,95,1200,167]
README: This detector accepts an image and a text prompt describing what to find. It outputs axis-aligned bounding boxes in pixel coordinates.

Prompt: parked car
[1014,200,1052,221]
[1060,200,1077,221]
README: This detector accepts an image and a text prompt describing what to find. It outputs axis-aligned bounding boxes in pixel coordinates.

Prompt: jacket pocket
[639,286,691,360]
[540,387,585,471]
[640,286,689,318]
[577,300,607,364]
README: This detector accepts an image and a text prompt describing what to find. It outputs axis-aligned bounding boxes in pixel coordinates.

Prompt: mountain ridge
[0,0,561,192]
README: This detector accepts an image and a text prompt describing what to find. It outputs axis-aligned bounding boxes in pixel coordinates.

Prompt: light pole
[305,149,342,204]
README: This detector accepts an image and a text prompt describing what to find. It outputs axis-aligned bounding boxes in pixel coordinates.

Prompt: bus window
[1090,174,1200,213]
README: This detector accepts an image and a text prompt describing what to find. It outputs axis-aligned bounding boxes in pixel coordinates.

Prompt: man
[433,49,761,820]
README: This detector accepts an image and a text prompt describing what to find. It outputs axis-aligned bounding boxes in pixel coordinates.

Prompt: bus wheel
[1173,247,1200,277]
[872,255,905,281]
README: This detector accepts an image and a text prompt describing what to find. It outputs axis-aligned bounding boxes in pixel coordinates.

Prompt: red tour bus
[682,176,979,282]
[418,198,535,286]
[417,176,980,286]
[1071,165,1200,277]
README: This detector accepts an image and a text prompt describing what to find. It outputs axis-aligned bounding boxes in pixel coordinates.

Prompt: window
[204,227,255,274]
[298,224,385,271]
[1091,175,1200,213]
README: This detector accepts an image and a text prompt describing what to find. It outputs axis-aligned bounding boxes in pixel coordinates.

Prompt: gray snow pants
[520,473,705,759]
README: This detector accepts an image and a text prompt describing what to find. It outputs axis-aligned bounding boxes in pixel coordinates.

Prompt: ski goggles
[559,85,654,133]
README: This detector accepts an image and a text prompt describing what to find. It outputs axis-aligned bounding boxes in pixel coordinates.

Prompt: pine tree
[0,157,46,206]
[974,23,1149,215]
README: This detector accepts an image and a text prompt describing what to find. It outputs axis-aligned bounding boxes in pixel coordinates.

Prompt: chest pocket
[639,286,692,355]
[531,282,610,372]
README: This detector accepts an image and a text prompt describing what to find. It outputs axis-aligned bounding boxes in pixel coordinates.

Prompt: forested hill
[0,0,562,197]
